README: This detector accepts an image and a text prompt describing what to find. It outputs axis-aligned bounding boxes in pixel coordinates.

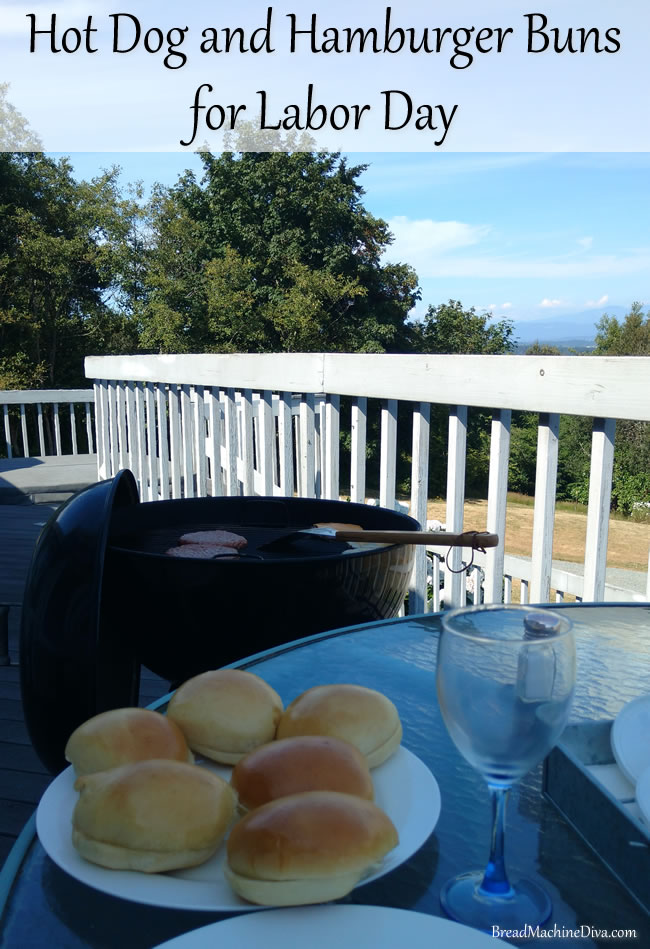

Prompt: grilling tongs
[261,527,498,552]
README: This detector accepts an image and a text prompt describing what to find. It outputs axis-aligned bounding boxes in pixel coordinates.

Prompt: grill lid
[19,469,140,773]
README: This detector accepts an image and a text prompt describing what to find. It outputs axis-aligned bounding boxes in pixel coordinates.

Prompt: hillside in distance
[512,305,630,346]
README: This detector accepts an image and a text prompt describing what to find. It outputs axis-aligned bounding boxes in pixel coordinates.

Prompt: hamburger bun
[167,669,283,764]
[225,791,398,905]
[276,684,402,768]
[72,759,236,872]
[231,735,374,811]
[64,707,193,776]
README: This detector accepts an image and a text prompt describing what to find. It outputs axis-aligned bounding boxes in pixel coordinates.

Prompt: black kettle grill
[20,470,419,772]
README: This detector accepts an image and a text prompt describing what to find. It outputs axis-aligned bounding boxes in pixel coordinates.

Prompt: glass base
[440,871,552,933]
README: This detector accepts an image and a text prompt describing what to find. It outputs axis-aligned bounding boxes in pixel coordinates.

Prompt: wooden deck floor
[0,503,170,869]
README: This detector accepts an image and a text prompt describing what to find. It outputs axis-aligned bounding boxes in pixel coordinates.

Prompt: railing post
[444,406,468,608]
[583,418,616,601]
[379,399,398,510]
[484,409,511,604]
[408,402,430,615]
[350,397,367,504]
[530,413,560,603]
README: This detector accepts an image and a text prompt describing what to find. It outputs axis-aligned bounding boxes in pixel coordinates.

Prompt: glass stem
[479,784,514,897]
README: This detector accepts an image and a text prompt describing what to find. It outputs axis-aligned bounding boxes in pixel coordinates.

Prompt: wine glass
[436,604,576,931]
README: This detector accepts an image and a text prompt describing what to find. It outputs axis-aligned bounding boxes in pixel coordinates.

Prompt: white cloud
[408,250,650,279]
[501,302,512,309]
[577,237,594,249]
[384,216,490,270]
[586,294,609,307]
[539,298,564,308]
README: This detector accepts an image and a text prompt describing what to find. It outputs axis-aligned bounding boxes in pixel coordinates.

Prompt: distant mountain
[513,305,631,345]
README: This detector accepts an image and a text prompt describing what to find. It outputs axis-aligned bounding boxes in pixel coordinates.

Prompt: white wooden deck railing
[84,353,650,611]
[1,389,96,459]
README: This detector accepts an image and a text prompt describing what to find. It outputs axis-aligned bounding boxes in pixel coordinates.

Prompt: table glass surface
[2,604,650,948]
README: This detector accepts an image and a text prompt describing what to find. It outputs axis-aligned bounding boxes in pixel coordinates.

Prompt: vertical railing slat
[240,389,254,496]
[107,381,120,476]
[144,383,157,501]
[36,404,45,455]
[258,389,274,496]
[168,385,182,499]
[116,384,128,472]
[299,394,316,498]
[20,404,29,456]
[206,387,224,497]
[379,399,398,510]
[180,385,195,499]
[125,382,138,484]
[193,386,208,498]
[3,405,12,459]
[429,554,441,612]
[34,402,45,457]
[85,401,94,454]
[324,394,340,501]
[444,406,468,608]
[484,409,512,604]
[315,397,324,499]
[155,384,170,501]
[530,412,560,603]
[135,383,148,498]
[583,417,616,601]
[278,392,294,496]
[408,402,431,615]
[94,382,110,480]
[350,397,367,504]
[52,403,61,456]
[223,389,239,496]
[69,403,78,455]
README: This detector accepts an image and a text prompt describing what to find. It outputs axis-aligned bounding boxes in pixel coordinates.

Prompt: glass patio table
[1,604,649,948]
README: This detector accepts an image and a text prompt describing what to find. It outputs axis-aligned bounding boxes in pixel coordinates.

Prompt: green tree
[0,83,42,150]
[591,302,650,515]
[413,300,516,355]
[142,149,419,354]
[525,341,562,355]
[594,301,650,355]
[0,153,138,389]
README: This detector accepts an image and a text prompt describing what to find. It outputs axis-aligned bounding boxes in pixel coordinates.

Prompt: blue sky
[60,151,650,327]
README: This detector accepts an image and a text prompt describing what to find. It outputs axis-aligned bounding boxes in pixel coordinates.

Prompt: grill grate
[109,523,354,561]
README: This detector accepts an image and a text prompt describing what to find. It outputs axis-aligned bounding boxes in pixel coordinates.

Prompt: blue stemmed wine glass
[436,604,576,932]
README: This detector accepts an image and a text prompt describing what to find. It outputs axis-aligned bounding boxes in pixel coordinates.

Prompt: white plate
[36,746,440,912]
[154,905,505,948]
[611,694,650,784]
[636,763,650,827]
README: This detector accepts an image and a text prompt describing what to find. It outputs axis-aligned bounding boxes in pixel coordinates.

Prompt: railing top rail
[0,389,95,404]
[85,353,650,421]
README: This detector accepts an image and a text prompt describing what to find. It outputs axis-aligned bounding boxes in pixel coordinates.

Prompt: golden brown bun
[225,790,398,905]
[64,707,193,776]
[276,684,402,768]
[231,735,374,811]
[72,759,236,873]
[166,669,284,764]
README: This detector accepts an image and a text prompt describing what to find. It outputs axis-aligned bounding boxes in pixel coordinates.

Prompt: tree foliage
[413,299,516,355]
[595,301,650,355]
[140,150,419,354]
[0,83,42,151]
[0,153,139,388]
